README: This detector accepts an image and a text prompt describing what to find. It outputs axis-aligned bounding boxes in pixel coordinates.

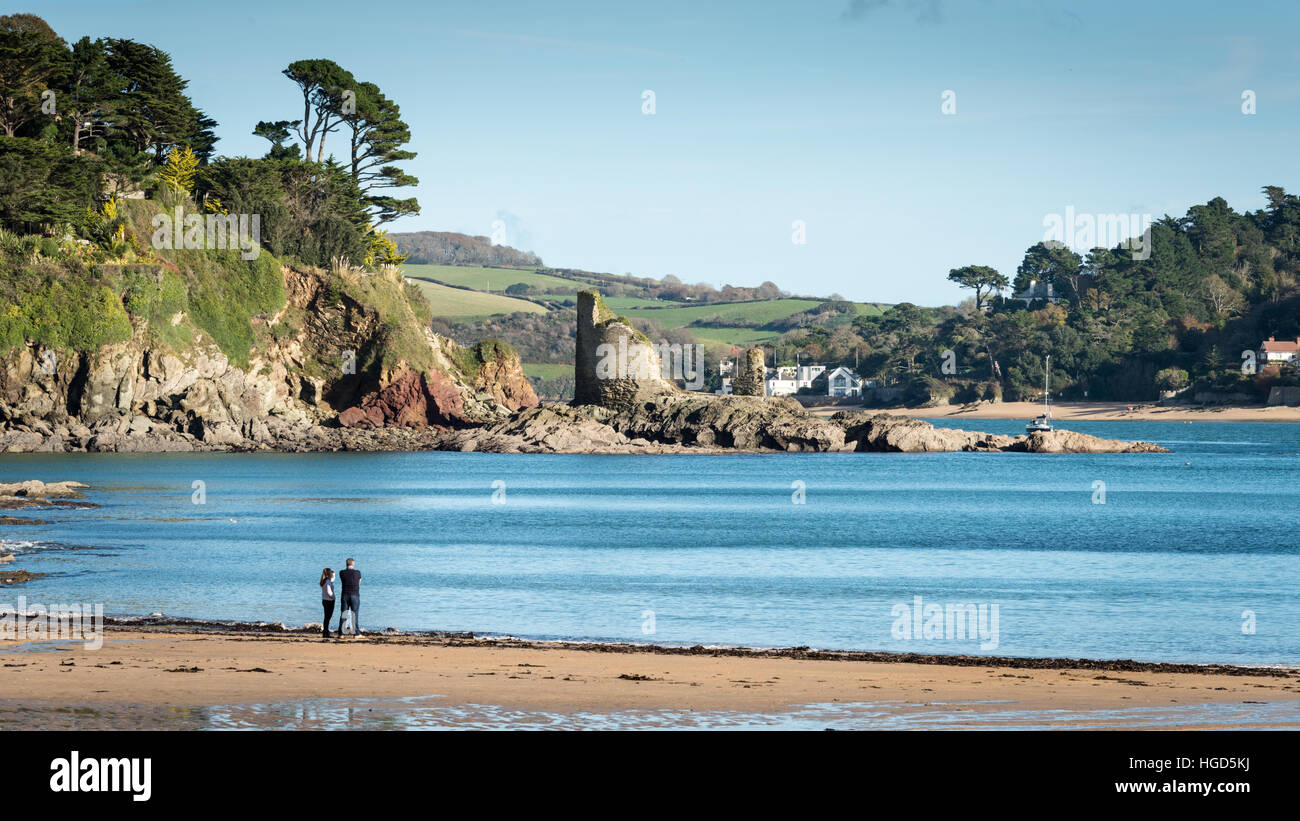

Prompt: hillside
[402,273,548,318]
[403,263,579,294]
[397,255,894,398]
[389,231,542,267]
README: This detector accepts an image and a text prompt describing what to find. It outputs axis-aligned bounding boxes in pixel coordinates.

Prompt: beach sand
[2,628,1297,729]
[821,401,1300,423]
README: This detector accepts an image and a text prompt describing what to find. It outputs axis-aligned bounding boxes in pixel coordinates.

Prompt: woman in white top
[320,568,336,639]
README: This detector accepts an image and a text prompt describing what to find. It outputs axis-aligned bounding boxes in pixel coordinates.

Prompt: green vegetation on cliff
[0,14,454,382]
[451,338,518,381]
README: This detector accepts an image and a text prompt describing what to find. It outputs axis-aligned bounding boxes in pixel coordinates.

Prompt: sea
[2,419,1297,666]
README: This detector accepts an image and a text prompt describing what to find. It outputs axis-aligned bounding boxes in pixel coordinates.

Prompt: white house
[761,364,828,396]
[1014,279,1059,304]
[825,366,864,397]
[1259,336,1300,366]
[764,366,796,396]
[794,364,825,389]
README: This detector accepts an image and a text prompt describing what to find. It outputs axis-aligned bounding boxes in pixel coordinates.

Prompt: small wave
[0,538,52,555]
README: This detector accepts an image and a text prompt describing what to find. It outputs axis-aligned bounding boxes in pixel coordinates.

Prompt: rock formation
[0,480,88,498]
[462,340,538,412]
[0,264,534,449]
[337,368,465,429]
[730,348,766,396]
[832,411,1169,454]
[573,290,676,410]
[609,394,845,451]
[834,411,1016,452]
[1016,428,1169,454]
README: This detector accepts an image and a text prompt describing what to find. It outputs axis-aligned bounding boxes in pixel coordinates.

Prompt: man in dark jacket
[337,558,361,637]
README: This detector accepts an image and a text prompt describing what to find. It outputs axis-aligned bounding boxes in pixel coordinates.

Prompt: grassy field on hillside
[597,297,891,347]
[404,276,546,318]
[403,263,890,329]
[601,297,825,327]
[404,264,578,294]
[522,363,574,379]
[688,327,782,346]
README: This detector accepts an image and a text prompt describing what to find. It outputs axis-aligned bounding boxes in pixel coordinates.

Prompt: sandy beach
[2,627,1297,729]
[852,401,1300,423]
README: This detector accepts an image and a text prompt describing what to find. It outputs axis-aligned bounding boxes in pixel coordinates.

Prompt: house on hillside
[1259,336,1300,366]
[762,364,828,396]
[794,364,826,389]
[824,366,864,397]
[1013,279,1059,304]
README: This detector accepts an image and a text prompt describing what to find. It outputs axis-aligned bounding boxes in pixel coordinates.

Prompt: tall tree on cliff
[0,14,65,138]
[337,80,419,227]
[281,59,356,163]
[105,38,216,161]
[62,36,125,153]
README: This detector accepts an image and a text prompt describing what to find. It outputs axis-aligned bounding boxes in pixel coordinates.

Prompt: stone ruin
[574,290,677,410]
[730,348,766,396]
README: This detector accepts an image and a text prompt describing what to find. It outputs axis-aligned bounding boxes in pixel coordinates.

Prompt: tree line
[797,190,1300,402]
[0,13,420,269]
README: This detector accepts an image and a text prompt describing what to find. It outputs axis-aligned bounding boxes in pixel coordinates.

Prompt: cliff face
[0,263,535,450]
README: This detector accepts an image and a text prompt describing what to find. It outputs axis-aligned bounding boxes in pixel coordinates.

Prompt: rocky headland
[0,285,1168,455]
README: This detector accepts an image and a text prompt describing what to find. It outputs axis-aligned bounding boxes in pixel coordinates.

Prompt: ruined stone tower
[574,290,676,410]
[730,348,766,396]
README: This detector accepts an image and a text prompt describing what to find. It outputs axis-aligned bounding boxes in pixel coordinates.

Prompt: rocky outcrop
[0,404,1173,455]
[1015,429,1169,454]
[833,411,1169,454]
[440,405,636,453]
[0,264,531,448]
[610,394,847,451]
[0,480,88,498]
[465,341,538,412]
[730,348,766,396]
[573,290,676,410]
[338,368,466,429]
[0,569,47,585]
[835,411,1017,452]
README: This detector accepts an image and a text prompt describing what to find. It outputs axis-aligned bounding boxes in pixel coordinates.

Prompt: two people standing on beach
[318,558,361,639]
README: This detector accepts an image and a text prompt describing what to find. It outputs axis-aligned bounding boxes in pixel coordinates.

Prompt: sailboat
[1026,354,1053,433]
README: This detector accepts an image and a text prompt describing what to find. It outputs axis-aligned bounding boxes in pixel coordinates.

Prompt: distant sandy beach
[2,627,1297,729]
[840,401,1300,423]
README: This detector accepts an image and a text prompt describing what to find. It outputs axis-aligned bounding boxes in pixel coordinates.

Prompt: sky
[28,0,1300,305]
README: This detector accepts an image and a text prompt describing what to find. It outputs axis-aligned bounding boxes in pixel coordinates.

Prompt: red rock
[337,368,470,429]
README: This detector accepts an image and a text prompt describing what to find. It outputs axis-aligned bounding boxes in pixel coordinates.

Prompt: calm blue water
[1,420,1297,665]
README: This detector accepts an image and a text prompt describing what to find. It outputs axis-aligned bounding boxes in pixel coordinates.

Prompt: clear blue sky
[31,0,1300,304]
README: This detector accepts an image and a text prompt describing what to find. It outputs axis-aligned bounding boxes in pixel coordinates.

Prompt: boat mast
[1044,354,1051,419]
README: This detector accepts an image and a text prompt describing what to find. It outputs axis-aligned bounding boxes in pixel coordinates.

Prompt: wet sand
[2,628,1298,729]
